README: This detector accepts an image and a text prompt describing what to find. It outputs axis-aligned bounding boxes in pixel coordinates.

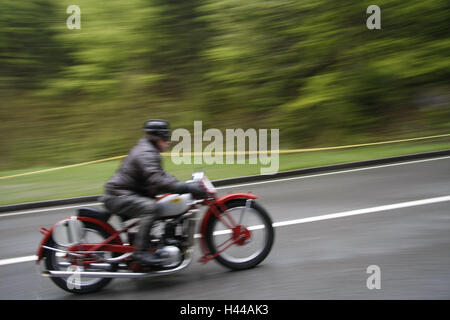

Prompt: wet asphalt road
[0,156,449,299]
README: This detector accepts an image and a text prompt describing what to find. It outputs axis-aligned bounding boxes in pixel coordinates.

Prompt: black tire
[44,221,117,294]
[205,199,274,270]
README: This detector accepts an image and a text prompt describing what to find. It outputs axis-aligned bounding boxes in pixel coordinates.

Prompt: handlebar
[189,171,217,195]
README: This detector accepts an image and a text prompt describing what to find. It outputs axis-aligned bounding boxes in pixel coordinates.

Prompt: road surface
[0,156,449,299]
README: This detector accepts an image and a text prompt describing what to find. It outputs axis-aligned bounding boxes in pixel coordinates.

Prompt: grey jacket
[104,136,180,198]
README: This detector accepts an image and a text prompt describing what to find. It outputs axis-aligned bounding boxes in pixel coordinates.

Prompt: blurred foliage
[0,0,449,170]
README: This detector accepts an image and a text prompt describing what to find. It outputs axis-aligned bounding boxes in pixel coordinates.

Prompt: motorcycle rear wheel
[205,199,274,270]
[44,221,117,294]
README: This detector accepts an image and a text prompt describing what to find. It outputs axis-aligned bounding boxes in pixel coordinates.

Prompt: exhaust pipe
[42,250,192,279]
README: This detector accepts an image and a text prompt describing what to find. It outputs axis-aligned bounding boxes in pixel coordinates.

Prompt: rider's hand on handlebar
[188,182,209,199]
[175,181,209,199]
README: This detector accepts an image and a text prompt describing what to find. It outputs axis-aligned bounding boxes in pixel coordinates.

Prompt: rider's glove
[175,181,208,199]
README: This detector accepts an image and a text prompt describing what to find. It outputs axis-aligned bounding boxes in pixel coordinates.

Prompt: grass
[1,138,450,206]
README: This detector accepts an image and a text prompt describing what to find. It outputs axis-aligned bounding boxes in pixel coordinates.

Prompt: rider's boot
[133,214,168,266]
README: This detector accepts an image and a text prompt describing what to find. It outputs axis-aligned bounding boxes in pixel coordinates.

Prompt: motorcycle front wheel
[205,199,274,270]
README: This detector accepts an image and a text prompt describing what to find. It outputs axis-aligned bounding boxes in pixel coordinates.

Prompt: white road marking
[1,155,449,219]
[0,255,37,266]
[219,155,450,189]
[0,202,102,218]
[2,194,449,267]
[270,195,450,227]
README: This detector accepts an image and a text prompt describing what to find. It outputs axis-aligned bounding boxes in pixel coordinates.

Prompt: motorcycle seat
[77,207,111,222]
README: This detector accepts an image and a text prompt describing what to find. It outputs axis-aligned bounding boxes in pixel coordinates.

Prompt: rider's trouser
[101,193,160,252]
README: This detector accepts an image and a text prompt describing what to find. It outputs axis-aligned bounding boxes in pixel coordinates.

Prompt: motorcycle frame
[36,192,258,267]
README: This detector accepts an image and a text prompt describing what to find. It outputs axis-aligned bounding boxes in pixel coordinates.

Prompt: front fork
[239,199,252,225]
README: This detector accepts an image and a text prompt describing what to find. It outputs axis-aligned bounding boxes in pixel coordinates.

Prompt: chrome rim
[51,227,114,288]
[210,206,268,264]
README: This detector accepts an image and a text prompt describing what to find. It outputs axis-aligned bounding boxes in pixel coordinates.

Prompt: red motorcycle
[36,172,275,293]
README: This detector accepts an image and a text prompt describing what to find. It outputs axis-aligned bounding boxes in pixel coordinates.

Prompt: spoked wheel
[205,199,274,270]
[44,221,117,294]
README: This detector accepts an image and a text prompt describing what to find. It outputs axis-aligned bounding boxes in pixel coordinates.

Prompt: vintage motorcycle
[36,172,275,293]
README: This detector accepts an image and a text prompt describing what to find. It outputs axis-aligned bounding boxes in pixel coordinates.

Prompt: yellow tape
[0,155,126,180]
[277,133,450,154]
[1,133,449,180]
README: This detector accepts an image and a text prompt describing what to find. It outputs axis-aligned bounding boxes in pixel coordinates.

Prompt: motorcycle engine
[155,245,182,268]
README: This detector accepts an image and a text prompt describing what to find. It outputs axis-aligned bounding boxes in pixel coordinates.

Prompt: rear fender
[199,192,259,256]
[35,216,120,264]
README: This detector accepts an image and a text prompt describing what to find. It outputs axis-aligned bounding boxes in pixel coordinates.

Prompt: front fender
[199,192,259,257]
[35,216,120,264]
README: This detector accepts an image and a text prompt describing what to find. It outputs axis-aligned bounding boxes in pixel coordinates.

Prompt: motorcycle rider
[102,119,207,266]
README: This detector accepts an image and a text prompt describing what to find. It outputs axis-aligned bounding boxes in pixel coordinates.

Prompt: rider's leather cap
[143,119,170,141]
